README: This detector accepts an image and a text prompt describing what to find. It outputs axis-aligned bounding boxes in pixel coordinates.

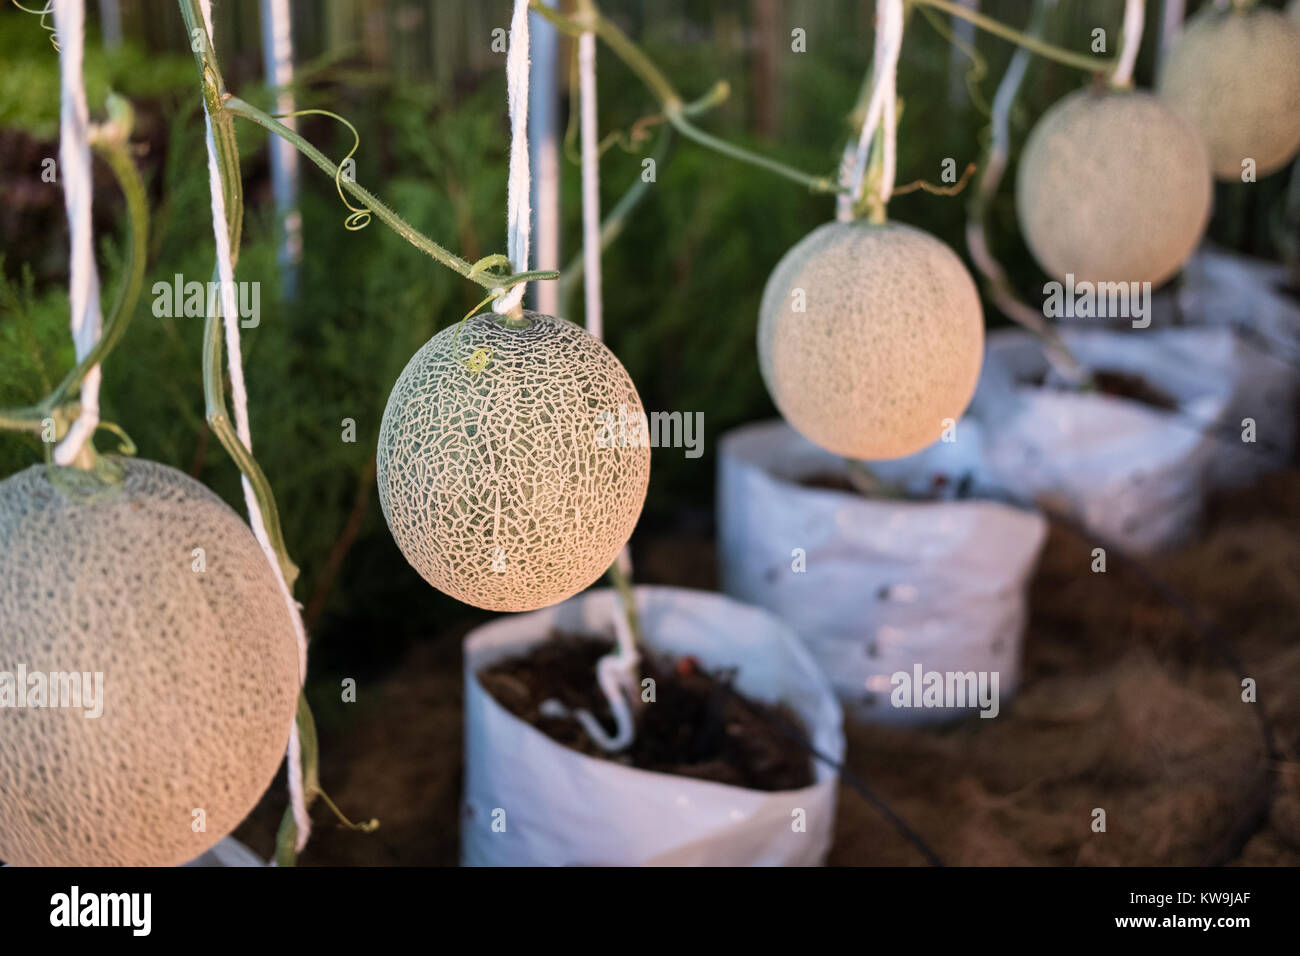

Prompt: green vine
[177,0,380,865]
[531,0,843,196]
[0,95,148,468]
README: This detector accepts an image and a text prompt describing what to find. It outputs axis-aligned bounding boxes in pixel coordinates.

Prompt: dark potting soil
[477,633,815,791]
[799,472,858,494]
[798,471,975,500]
[1024,368,1178,411]
[1091,370,1179,411]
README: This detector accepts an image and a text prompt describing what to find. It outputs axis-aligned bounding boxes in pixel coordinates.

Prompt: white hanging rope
[528,0,560,315]
[198,0,311,853]
[1112,0,1145,88]
[570,23,638,752]
[579,30,602,339]
[1156,0,1184,73]
[493,0,532,315]
[259,0,302,298]
[847,0,904,210]
[51,0,104,467]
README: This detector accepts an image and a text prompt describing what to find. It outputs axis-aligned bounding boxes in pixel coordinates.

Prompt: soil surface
[1091,369,1179,411]
[233,472,1300,866]
[478,634,814,791]
[1024,367,1179,411]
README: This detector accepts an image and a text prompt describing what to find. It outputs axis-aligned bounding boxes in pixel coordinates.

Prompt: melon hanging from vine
[757,220,984,461]
[377,311,651,612]
[0,459,300,866]
[1016,89,1212,287]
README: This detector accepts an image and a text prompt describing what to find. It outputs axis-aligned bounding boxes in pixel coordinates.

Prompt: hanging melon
[1016,88,1212,287]
[757,220,984,461]
[1158,5,1300,181]
[0,459,299,866]
[377,311,650,612]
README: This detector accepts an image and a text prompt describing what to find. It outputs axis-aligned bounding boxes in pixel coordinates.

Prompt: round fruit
[1016,88,1212,287]
[756,220,984,461]
[377,311,650,612]
[0,459,299,866]
[1158,5,1300,180]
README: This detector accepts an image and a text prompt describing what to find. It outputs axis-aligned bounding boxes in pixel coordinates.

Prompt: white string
[493,0,532,315]
[574,25,638,752]
[579,30,602,339]
[528,0,560,315]
[965,0,1083,383]
[1156,0,1184,74]
[259,0,302,297]
[847,0,904,209]
[1112,0,1145,88]
[198,0,311,853]
[51,0,103,467]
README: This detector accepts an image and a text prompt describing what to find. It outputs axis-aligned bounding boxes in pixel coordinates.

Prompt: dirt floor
[235,473,1300,866]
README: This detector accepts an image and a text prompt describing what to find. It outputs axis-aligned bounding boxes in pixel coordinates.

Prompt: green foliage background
[0,1,1293,721]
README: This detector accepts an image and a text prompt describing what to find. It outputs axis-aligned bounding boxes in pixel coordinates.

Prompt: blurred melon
[1159,5,1300,180]
[756,220,984,460]
[0,459,299,866]
[377,311,650,612]
[1016,88,1211,287]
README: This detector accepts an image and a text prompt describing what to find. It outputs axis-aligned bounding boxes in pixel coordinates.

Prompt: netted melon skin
[757,220,984,461]
[0,459,299,866]
[377,311,650,612]
[1016,89,1211,287]
[1159,7,1300,180]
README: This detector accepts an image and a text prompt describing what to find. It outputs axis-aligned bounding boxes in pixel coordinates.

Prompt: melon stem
[530,0,844,195]
[0,104,149,468]
[913,0,1115,76]
[179,0,369,866]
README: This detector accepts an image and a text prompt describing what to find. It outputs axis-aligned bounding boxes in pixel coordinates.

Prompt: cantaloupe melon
[0,459,299,866]
[756,220,984,461]
[1159,5,1300,180]
[1016,88,1212,287]
[377,311,650,612]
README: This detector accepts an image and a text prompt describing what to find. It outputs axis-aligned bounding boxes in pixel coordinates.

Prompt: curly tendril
[13,0,59,51]
[271,107,372,230]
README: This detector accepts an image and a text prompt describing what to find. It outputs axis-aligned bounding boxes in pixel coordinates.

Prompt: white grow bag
[3,835,266,868]
[971,327,1237,554]
[461,586,844,866]
[717,419,1047,726]
[1174,247,1300,487]
[183,836,265,867]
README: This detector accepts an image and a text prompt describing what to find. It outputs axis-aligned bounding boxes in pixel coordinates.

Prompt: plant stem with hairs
[531,0,843,195]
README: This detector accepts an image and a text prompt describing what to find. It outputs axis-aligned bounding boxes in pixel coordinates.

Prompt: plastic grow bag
[717,419,1047,725]
[461,586,844,866]
[1173,247,1300,487]
[971,327,1237,553]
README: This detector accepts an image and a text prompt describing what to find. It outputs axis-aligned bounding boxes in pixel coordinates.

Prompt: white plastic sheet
[717,420,1046,725]
[972,327,1236,553]
[1175,247,1300,487]
[183,836,265,867]
[461,586,844,866]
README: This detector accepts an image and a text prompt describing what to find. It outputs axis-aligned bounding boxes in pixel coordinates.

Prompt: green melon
[1159,5,1300,180]
[377,311,650,612]
[757,220,984,461]
[1016,88,1211,287]
[0,459,299,866]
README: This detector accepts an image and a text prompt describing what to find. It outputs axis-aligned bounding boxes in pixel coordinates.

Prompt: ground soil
[235,472,1300,866]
